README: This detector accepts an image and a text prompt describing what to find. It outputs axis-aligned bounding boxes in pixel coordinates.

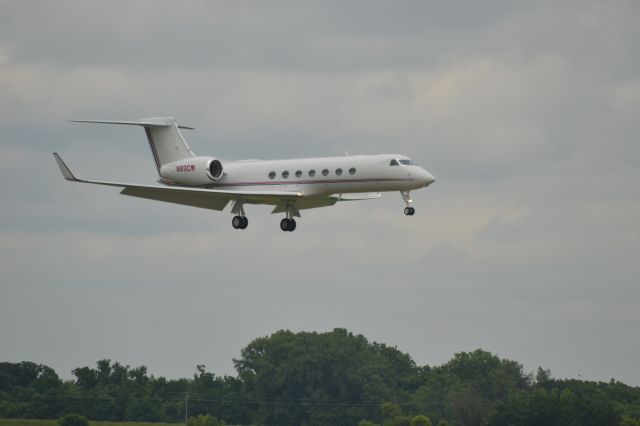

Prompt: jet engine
[159,156,224,186]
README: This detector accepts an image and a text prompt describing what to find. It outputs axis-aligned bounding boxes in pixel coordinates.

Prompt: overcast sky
[1,1,639,386]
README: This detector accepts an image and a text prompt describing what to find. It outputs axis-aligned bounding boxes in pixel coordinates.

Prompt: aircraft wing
[330,192,382,201]
[53,153,302,211]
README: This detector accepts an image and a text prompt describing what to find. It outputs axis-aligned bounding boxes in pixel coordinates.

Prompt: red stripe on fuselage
[205,177,407,187]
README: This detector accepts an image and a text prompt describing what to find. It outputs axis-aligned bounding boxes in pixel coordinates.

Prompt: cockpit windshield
[390,158,414,166]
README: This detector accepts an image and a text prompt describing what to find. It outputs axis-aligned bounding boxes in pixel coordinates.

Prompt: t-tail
[71,117,196,174]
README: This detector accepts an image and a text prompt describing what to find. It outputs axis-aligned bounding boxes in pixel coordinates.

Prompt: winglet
[53,153,79,181]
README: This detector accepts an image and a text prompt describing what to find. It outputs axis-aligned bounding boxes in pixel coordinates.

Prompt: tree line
[1,328,639,425]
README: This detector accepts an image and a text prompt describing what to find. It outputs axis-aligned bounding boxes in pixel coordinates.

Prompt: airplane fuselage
[172,154,434,197]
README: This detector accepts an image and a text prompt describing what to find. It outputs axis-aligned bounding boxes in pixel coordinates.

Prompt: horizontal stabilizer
[71,118,194,130]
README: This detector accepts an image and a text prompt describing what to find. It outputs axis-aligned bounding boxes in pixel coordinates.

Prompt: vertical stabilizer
[141,117,195,173]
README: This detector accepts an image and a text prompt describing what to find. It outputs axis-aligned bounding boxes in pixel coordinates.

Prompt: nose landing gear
[401,191,416,216]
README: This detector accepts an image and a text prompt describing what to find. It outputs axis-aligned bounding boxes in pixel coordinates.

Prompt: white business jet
[54,117,435,232]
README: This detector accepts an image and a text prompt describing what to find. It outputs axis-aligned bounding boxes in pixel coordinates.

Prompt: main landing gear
[280,218,297,232]
[231,200,248,230]
[232,215,248,229]
[401,190,416,216]
[280,204,299,232]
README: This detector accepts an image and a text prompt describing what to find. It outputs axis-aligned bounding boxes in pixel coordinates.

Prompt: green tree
[0,399,26,418]
[187,414,226,426]
[410,414,432,426]
[487,384,620,426]
[447,387,487,426]
[234,329,415,426]
[621,416,640,426]
[95,359,112,385]
[0,362,43,390]
[57,413,88,426]
[72,367,97,391]
[380,402,416,426]
[27,387,69,419]
[444,350,529,400]
[381,403,402,420]
[124,397,164,422]
[389,416,412,426]
[535,367,552,386]
[2,332,640,426]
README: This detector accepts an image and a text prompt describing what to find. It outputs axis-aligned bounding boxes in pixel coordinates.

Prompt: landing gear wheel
[280,218,297,232]
[404,207,415,216]
[240,216,248,229]
[232,216,242,229]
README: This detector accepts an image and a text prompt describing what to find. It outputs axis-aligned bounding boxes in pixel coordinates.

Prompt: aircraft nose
[421,169,436,187]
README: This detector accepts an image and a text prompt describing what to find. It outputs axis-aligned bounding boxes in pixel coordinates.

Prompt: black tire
[404,207,412,216]
[232,216,242,229]
[409,207,415,215]
[280,218,290,231]
[288,219,297,232]
[240,216,249,229]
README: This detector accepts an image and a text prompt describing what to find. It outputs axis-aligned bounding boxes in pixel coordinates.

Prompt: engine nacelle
[159,156,223,186]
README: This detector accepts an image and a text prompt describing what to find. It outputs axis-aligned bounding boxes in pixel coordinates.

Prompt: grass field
[0,420,180,426]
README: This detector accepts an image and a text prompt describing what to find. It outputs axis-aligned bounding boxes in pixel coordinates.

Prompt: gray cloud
[1,0,639,384]
[0,1,519,70]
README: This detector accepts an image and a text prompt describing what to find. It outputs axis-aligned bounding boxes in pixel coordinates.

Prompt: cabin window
[390,159,399,166]
[335,168,343,176]
[282,170,289,178]
[295,170,302,178]
[322,169,329,176]
[349,167,356,175]
[399,159,414,166]
[268,171,276,179]
[309,169,316,177]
